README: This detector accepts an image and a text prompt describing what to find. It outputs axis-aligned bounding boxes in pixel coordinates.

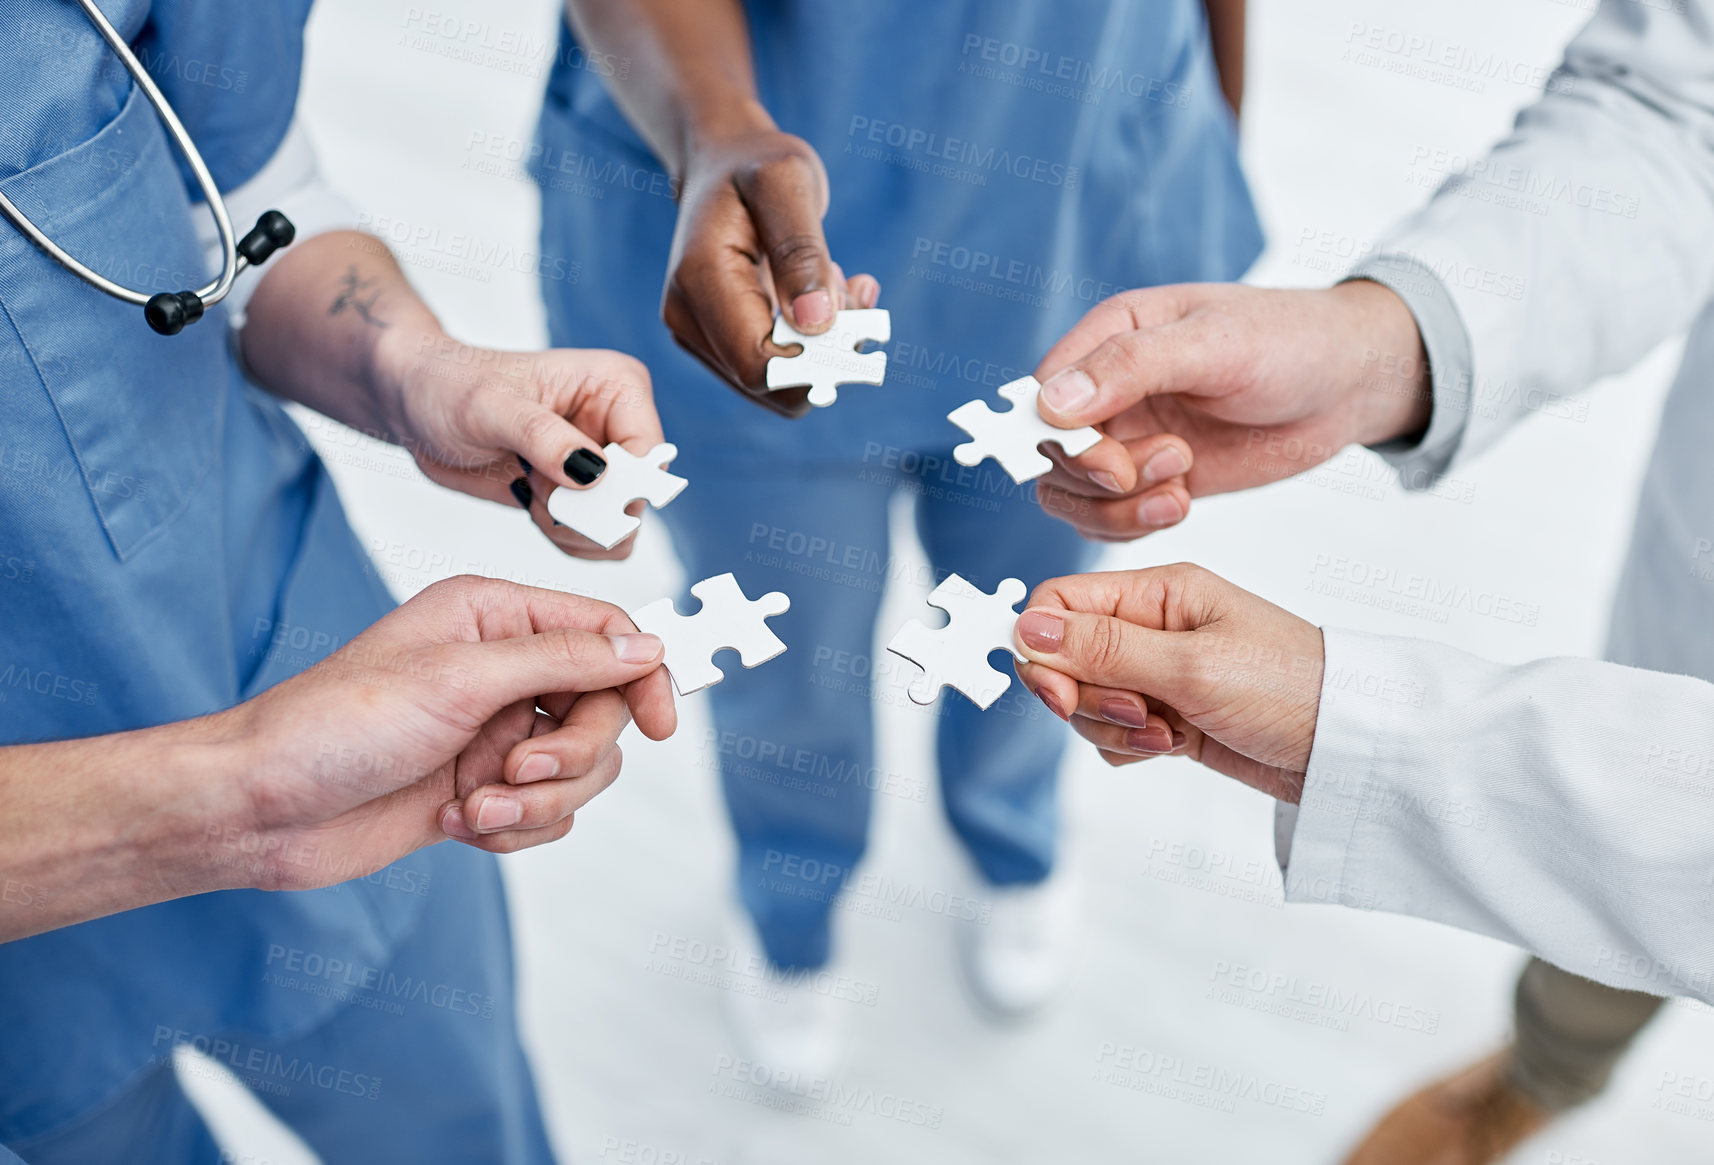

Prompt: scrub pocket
[0,83,228,560]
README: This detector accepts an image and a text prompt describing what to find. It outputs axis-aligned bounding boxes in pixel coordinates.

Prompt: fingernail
[476,795,523,831]
[1126,727,1174,753]
[440,803,477,840]
[1141,447,1188,483]
[516,454,534,475]
[1138,493,1185,527]
[792,289,834,328]
[516,753,560,783]
[1034,686,1067,720]
[610,633,663,664]
[1090,469,1123,494]
[1016,610,1064,653]
[1171,730,1188,749]
[1098,698,1150,728]
[564,448,607,485]
[863,282,881,308]
[509,477,533,508]
[1041,369,1095,414]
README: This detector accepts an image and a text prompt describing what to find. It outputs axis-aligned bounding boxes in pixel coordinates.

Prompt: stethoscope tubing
[0,0,243,310]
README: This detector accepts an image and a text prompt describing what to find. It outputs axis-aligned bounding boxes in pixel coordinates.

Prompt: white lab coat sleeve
[196,118,358,331]
[1280,627,1714,1003]
[1352,0,1714,480]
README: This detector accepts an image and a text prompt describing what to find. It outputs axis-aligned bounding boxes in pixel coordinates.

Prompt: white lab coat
[1280,0,1714,1002]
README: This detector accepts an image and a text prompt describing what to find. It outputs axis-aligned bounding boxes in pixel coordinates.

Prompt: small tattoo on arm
[330,266,389,328]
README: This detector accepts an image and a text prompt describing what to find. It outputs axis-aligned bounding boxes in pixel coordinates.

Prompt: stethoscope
[0,0,295,335]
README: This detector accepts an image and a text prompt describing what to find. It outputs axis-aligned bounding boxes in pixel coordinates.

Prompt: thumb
[444,628,666,712]
[1012,605,1205,707]
[742,152,844,334]
[1036,324,1217,429]
[470,393,610,492]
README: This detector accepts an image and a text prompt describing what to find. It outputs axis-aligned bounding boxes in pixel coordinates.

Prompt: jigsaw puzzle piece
[546,441,688,550]
[947,375,1102,483]
[630,572,791,696]
[885,574,1028,709]
[765,308,891,408]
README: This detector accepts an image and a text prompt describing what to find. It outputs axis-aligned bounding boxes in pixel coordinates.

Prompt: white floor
[185,2,1714,1162]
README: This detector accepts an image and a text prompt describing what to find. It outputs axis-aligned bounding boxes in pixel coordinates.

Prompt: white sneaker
[724,920,848,1085]
[959,864,1082,1018]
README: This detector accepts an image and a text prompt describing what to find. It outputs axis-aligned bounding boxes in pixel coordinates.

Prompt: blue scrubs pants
[8,846,554,1164]
[665,453,1097,972]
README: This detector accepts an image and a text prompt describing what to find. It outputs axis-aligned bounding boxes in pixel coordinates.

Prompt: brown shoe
[1339,1050,1552,1165]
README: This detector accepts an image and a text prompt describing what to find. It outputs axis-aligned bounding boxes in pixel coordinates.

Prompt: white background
[183,2,1714,1162]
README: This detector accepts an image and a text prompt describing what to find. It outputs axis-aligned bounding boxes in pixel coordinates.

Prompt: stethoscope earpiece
[144,291,205,337]
[0,1,295,336]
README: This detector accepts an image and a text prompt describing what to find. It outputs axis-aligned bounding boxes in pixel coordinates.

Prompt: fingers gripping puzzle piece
[947,375,1101,483]
[546,442,688,550]
[765,308,891,408]
[885,574,1028,710]
[630,573,792,696]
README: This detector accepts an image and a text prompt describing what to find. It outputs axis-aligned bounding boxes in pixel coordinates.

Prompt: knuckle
[517,408,564,453]
[1079,617,1131,677]
[766,232,827,278]
[546,629,595,670]
[560,735,606,779]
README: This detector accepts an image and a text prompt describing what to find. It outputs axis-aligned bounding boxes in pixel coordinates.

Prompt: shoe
[959,864,1081,1018]
[723,921,847,1086]
[1339,1050,1553,1164]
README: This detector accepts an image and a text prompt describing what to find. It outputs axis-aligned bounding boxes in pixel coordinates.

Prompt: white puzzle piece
[546,442,688,550]
[765,308,891,408]
[947,375,1101,483]
[630,572,791,696]
[886,573,1028,710]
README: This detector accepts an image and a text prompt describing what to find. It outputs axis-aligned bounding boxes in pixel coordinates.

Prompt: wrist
[680,98,777,177]
[366,320,451,447]
[145,710,263,897]
[1328,280,1433,448]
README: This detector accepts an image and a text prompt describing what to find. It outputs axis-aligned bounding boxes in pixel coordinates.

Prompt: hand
[224,575,677,887]
[1028,281,1431,541]
[665,118,880,415]
[378,333,666,559]
[1012,564,1324,803]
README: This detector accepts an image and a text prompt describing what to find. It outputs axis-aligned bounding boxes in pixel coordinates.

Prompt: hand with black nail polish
[1013,563,1325,805]
[375,335,665,560]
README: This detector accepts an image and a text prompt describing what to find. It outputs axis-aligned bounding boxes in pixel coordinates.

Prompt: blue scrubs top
[0,1,425,1143]
[534,0,1263,461]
